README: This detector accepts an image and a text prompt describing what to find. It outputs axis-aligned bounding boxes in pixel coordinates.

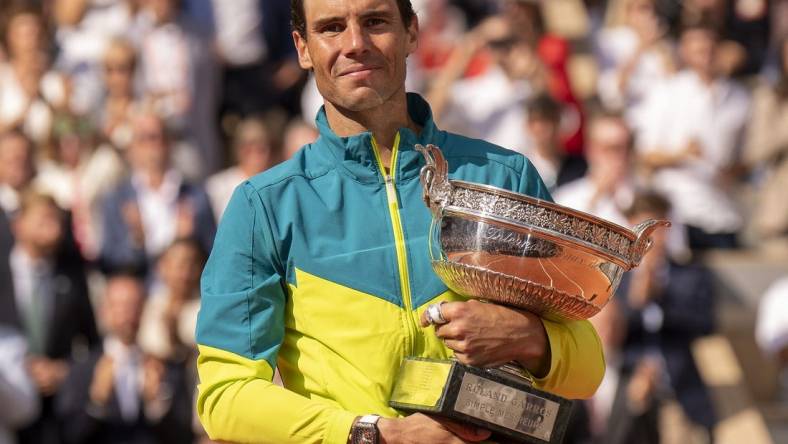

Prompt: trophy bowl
[417,144,670,322]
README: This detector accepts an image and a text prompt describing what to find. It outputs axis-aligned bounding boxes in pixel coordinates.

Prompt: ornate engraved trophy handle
[415,144,453,218]
[629,219,672,268]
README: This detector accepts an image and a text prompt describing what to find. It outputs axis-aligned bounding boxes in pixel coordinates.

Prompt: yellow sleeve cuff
[324,410,357,444]
[531,318,605,399]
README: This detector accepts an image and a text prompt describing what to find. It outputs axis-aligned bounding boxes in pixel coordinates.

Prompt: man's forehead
[303,0,399,20]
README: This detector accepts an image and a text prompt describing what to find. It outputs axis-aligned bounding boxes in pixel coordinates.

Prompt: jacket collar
[313,93,442,184]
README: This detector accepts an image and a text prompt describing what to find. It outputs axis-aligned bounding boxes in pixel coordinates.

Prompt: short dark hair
[526,94,561,123]
[623,191,671,219]
[291,0,416,38]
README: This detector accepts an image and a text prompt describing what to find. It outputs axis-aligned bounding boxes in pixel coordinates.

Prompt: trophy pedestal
[389,358,572,444]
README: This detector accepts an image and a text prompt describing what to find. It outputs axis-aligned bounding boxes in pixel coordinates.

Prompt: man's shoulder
[243,147,324,195]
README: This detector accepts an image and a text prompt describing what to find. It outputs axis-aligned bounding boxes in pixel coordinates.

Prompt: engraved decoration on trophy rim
[415,143,671,321]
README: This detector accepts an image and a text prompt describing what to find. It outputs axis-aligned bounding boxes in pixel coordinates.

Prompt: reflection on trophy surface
[389,144,671,444]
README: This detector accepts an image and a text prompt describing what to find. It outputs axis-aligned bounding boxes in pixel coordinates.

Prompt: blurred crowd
[0,0,786,443]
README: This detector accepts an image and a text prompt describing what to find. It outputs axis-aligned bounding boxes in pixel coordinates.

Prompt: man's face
[129,115,169,172]
[0,134,34,190]
[16,202,63,257]
[681,29,716,77]
[6,13,43,56]
[103,278,145,345]
[526,116,559,152]
[587,119,631,178]
[158,243,203,298]
[294,0,418,112]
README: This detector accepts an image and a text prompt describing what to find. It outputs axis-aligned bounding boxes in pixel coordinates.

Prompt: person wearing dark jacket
[55,275,193,444]
[0,192,99,444]
[99,112,215,277]
[620,191,717,438]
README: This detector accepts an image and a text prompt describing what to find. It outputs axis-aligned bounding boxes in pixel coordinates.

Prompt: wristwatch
[350,414,381,444]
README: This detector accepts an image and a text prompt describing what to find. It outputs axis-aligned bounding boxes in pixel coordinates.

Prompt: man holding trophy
[195,0,612,443]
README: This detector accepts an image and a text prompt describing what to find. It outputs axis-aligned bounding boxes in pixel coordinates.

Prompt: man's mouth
[338,65,380,77]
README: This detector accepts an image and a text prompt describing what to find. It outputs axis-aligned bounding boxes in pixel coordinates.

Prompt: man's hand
[420,300,551,377]
[27,357,69,397]
[89,355,115,406]
[142,357,166,403]
[377,413,490,444]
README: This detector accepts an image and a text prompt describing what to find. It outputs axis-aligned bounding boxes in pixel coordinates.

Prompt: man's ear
[406,16,419,55]
[293,31,313,70]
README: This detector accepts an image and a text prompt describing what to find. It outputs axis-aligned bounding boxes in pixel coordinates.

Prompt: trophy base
[389,358,571,444]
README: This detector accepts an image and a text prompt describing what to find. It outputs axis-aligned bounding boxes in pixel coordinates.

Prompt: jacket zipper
[371,134,419,355]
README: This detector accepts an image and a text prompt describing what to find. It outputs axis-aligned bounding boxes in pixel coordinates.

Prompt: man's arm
[195,184,357,444]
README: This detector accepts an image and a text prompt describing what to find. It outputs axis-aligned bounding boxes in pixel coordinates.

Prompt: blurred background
[0,0,785,443]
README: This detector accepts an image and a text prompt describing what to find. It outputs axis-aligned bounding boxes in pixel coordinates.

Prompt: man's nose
[341,21,370,55]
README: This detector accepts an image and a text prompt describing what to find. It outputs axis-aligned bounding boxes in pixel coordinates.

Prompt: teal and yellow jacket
[196,94,604,443]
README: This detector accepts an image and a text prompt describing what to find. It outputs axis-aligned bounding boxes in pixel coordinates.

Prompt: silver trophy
[389,144,670,443]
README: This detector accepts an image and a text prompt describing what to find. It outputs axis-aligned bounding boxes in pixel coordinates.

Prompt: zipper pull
[385,176,398,205]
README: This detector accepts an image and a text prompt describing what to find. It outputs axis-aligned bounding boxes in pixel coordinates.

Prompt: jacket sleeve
[532,319,605,399]
[519,158,606,399]
[195,183,357,444]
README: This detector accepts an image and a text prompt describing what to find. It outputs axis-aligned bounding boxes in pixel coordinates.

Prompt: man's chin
[331,89,392,113]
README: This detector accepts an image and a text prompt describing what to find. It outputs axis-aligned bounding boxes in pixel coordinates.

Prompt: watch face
[352,422,377,444]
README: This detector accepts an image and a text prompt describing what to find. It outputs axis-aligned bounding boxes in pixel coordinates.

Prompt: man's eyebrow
[310,8,396,29]
[358,8,397,20]
[311,15,344,30]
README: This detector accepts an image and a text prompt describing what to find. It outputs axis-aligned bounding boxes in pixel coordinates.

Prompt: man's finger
[420,301,462,327]
[435,416,492,442]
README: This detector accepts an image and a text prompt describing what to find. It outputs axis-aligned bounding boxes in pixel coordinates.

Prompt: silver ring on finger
[426,302,448,325]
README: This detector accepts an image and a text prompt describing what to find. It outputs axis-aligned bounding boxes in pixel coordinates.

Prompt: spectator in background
[620,192,717,442]
[501,0,585,156]
[565,299,661,444]
[52,0,135,113]
[595,0,675,130]
[206,117,275,219]
[1,192,99,444]
[554,112,635,226]
[95,38,141,151]
[282,118,318,161]
[35,114,126,261]
[744,37,788,242]
[636,23,749,250]
[212,0,304,118]
[100,112,215,277]
[0,5,68,146]
[131,0,220,179]
[56,274,193,444]
[522,94,587,191]
[0,130,36,218]
[138,238,205,363]
[0,325,40,444]
[428,15,545,152]
[755,276,788,403]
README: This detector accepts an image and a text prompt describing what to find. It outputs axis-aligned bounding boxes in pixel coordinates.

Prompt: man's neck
[16,243,48,263]
[137,168,168,190]
[323,91,416,167]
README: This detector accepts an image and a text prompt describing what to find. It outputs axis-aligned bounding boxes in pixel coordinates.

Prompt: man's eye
[321,23,344,33]
[366,18,386,27]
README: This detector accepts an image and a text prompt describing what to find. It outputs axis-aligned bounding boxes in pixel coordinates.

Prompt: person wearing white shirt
[55,275,193,444]
[206,117,275,219]
[555,112,637,227]
[555,112,690,260]
[99,112,216,276]
[636,24,750,250]
[595,0,675,130]
[0,326,39,444]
